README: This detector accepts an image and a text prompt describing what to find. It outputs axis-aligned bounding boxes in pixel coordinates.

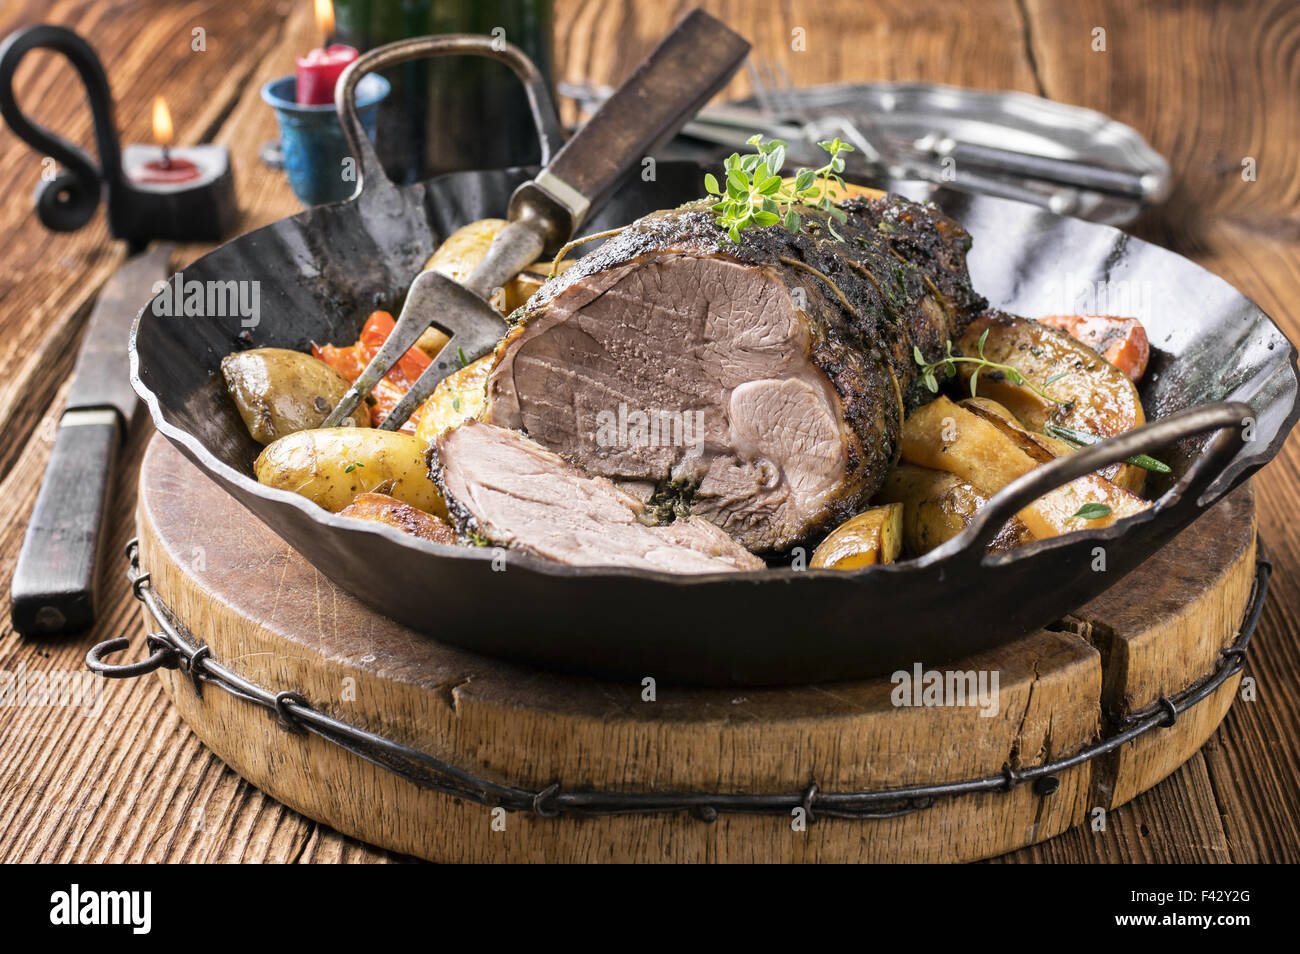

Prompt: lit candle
[295,0,358,106]
[132,97,201,184]
[118,95,237,241]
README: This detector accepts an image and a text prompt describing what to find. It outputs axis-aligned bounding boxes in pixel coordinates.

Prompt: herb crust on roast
[484,193,986,552]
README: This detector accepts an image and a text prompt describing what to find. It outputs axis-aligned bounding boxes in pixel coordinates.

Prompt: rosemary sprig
[704,134,855,242]
[1044,423,1172,474]
[913,329,1068,404]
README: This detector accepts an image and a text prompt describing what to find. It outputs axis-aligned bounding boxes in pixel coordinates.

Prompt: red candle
[295,0,357,105]
[295,44,358,105]
[136,156,202,184]
[132,97,202,184]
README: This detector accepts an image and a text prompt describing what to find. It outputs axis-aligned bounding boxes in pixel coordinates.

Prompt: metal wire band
[88,538,1269,823]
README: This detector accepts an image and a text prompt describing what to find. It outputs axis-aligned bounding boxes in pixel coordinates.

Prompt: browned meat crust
[485,193,984,551]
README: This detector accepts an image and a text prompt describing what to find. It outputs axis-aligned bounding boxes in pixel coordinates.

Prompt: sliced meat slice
[430,420,764,573]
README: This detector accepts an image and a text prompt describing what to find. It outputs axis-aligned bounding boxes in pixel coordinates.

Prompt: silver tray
[642,80,1172,225]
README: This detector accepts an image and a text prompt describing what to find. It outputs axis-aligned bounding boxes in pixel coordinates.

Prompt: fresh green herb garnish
[1070,502,1113,522]
[1044,423,1172,474]
[344,461,365,473]
[914,329,1068,404]
[451,393,461,412]
[704,134,855,242]
[456,347,468,369]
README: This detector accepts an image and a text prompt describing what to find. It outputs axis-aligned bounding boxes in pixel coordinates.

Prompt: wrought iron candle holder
[0,24,238,248]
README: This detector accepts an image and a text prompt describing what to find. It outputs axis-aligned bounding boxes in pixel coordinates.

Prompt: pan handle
[935,400,1253,564]
[335,35,566,198]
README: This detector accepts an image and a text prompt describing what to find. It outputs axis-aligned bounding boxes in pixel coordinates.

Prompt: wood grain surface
[1,0,1297,863]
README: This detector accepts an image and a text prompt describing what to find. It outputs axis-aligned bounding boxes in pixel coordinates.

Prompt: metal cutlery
[561,67,1167,220]
[323,9,750,432]
[11,246,173,635]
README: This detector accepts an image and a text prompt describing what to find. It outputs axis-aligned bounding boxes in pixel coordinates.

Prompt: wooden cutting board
[132,435,1257,862]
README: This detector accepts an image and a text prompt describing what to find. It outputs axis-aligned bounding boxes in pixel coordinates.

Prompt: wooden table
[0,0,1296,863]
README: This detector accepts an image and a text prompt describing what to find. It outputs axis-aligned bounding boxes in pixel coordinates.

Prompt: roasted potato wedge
[957,311,1144,442]
[498,267,549,314]
[415,220,566,356]
[421,218,508,281]
[875,463,1033,556]
[416,219,509,356]
[338,492,457,544]
[222,347,368,444]
[961,396,1143,494]
[413,355,493,446]
[810,503,904,569]
[255,427,447,518]
[901,396,1148,539]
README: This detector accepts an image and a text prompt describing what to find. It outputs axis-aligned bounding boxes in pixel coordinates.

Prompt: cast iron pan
[131,52,1299,687]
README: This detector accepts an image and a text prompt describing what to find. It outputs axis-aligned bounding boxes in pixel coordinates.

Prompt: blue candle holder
[261,73,389,207]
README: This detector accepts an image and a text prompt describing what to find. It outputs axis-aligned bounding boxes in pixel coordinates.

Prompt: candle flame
[152,96,174,146]
[314,0,335,38]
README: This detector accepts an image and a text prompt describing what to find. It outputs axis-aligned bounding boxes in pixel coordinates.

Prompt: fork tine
[763,61,896,173]
[319,270,446,428]
[375,272,507,431]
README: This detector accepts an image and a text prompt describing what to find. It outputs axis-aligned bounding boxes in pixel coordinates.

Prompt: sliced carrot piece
[1036,314,1150,382]
[312,311,430,432]
[356,311,431,389]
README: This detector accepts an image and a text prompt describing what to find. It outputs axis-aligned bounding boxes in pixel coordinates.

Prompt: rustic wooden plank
[295,827,414,864]
[0,0,338,865]
[991,754,1232,863]
[0,406,321,863]
[1199,596,1300,864]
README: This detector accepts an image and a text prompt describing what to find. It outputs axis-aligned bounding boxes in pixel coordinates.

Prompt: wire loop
[532,783,561,818]
[180,644,211,698]
[1157,696,1178,727]
[273,691,310,733]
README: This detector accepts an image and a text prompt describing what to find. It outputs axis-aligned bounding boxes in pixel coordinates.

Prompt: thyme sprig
[914,329,1069,404]
[704,134,855,242]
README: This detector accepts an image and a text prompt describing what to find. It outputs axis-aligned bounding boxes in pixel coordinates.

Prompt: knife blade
[11,244,173,636]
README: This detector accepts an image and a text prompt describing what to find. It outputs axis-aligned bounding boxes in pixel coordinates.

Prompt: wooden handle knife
[10,245,173,636]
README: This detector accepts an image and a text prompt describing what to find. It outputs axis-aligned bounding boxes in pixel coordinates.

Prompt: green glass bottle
[332,0,554,183]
